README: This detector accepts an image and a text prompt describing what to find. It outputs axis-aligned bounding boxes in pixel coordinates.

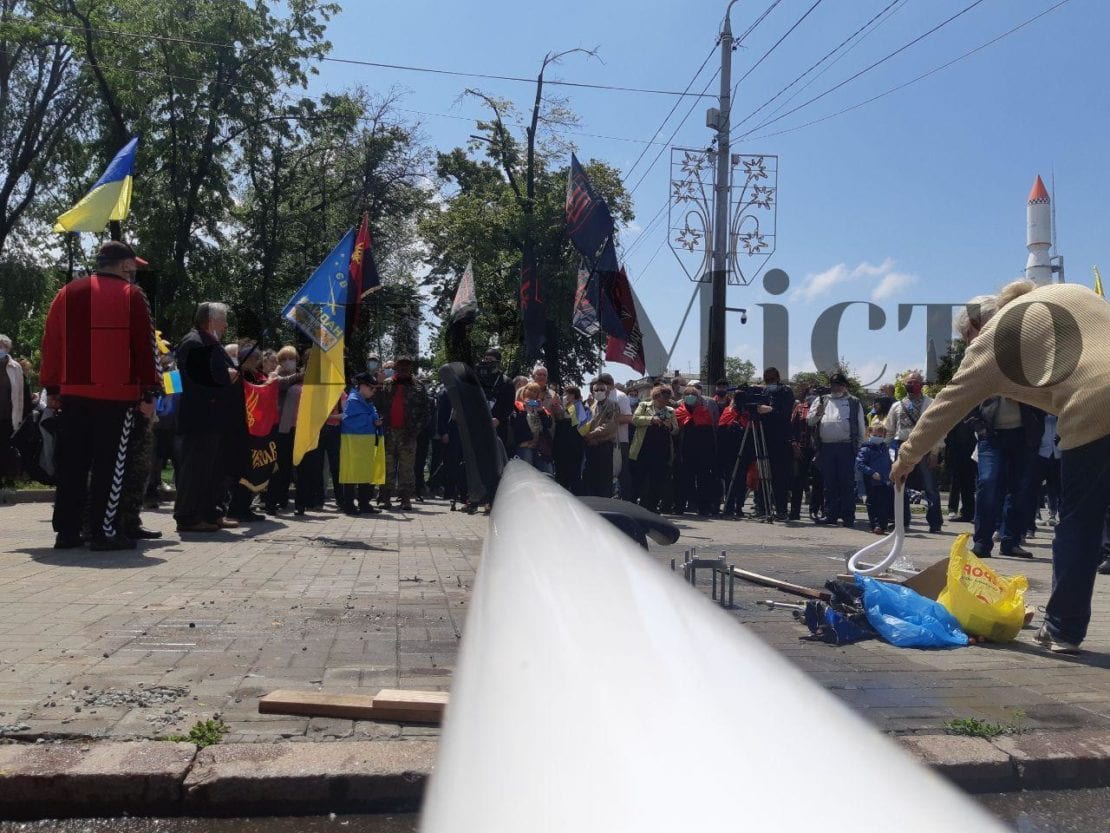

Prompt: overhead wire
[28,20,715,98]
[727,0,825,108]
[760,0,909,124]
[741,0,1075,143]
[735,0,991,140]
[729,0,902,138]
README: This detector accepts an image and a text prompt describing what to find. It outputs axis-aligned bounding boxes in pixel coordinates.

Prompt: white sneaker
[1048,514,1058,527]
[947,512,959,522]
[992,531,1002,544]
[1034,625,1081,654]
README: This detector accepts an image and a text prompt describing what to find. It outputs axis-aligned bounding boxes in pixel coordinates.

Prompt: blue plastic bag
[856,575,968,649]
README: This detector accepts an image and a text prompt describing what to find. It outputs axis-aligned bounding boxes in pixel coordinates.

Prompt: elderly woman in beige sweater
[891,279,1110,654]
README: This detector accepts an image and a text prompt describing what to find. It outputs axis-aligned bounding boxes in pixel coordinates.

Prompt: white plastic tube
[420,464,1006,833]
[847,482,909,575]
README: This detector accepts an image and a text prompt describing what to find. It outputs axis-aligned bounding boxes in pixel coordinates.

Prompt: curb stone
[1,733,1109,818]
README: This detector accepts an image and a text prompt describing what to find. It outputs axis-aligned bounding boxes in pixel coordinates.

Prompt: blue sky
[309,0,1104,386]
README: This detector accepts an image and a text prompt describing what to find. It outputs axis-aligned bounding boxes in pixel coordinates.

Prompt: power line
[742,0,1075,143]
[760,0,909,124]
[29,20,715,98]
[736,0,991,140]
[728,0,826,108]
[729,0,902,138]
[621,44,716,185]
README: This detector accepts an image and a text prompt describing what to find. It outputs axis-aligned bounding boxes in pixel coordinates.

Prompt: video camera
[731,384,772,413]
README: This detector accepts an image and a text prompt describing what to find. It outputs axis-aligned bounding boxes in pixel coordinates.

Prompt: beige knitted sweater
[898,283,1110,466]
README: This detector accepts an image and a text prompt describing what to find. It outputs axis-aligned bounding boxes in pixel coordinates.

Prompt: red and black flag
[603,265,646,374]
[520,249,545,361]
[347,213,380,335]
[566,153,615,264]
[240,380,280,493]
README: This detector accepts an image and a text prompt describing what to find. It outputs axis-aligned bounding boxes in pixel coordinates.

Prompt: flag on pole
[1094,266,1104,299]
[602,266,646,374]
[282,229,356,464]
[347,213,379,335]
[54,137,139,233]
[520,250,545,360]
[450,260,478,327]
[566,153,615,263]
[572,262,600,337]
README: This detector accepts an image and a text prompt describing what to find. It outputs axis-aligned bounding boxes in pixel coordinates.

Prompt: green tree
[724,356,756,386]
[420,52,633,384]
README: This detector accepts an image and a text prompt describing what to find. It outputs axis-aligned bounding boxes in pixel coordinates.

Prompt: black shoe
[54,532,85,550]
[399,499,414,511]
[813,517,838,526]
[125,526,163,540]
[294,506,306,516]
[89,535,137,551]
[787,513,801,521]
[970,544,991,558]
[841,520,855,529]
[360,505,382,515]
[1098,558,1110,575]
[232,511,266,523]
[1001,545,1033,558]
[343,505,360,516]
[929,526,943,534]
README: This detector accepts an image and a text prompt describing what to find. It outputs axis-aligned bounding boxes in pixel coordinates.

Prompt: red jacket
[40,273,160,402]
[718,406,751,429]
[675,402,715,428]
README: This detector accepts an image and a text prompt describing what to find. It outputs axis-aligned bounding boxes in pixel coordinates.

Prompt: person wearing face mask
[509,383,554,473]
[807,372,866,528]
[674,385,717,516]
[339,372,384,515]
[581,379,620,497]
[630,385,680,513]
[0,334,32,488]
[857,419,894,535]
[476,349,515,452]
[41,241,161,550]
[597,373,635,501]
[374,356,427,511]
[757,367,795,521]
[885,371,944,534]
[366,353,384,384]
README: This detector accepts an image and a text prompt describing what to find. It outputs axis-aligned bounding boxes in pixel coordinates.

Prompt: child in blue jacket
[339,372,384,515]
[856,419,894,534]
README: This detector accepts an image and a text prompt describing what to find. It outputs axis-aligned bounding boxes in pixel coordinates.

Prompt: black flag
[520,250,545,360]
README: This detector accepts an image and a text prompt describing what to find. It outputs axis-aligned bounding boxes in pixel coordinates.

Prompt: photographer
[630,386,679,513]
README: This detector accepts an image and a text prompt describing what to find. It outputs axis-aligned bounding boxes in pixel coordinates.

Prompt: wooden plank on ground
[258,689,448,724]
[730,567,830,601]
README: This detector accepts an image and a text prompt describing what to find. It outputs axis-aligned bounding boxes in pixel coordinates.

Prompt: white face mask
[868,435,884,445]
[593,390,608,402]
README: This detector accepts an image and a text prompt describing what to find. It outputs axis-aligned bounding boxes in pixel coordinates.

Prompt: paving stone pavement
[0,498,1107,743]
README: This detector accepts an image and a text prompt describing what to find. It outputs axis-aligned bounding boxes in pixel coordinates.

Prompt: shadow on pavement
[25,546,169,568]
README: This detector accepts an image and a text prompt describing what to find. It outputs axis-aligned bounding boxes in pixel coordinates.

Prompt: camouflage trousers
[381,435,417,501]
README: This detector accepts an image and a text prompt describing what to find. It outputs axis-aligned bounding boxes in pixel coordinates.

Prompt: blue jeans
[1044,433,1110,645]
[818,442,857,524]
[974,428,1028,555]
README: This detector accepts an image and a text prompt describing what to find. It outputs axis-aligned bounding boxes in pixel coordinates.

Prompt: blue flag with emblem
[282,229,355,351]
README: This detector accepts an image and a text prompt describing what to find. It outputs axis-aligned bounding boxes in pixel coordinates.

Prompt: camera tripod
[723,414,777,524]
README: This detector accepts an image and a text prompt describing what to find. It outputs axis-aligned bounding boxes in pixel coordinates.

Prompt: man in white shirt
[807,372,866,527]
[886,371,944,533]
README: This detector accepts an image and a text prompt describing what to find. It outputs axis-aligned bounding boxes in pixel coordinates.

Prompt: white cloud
[792,257,917,303]
[871,271,916,301]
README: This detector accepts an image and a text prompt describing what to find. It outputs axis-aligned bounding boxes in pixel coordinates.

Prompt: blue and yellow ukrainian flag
[53,137,139,233]
[282,228,356,465]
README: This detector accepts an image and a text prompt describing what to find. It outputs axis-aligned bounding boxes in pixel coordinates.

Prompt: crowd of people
[3,244,1109,652]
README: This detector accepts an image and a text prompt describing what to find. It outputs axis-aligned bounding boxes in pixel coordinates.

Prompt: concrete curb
[1,732,1109,818]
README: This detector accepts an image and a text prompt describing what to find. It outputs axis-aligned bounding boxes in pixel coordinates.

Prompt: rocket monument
[1025,175,1054,284]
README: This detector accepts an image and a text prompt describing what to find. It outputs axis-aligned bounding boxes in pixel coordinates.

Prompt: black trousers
[583,442,614,498]
[414,428,430,496]
[296,447,326,509]
[53,397,136,539]
[678,426,716,514]
[266,430,296,509]
[319,423,341,503]
[174,432,225,525]
[947,452,977,519]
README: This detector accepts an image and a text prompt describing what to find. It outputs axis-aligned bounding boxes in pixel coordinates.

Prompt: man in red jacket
[40,241,160,551]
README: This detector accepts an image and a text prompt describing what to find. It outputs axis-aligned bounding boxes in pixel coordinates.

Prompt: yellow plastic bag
[937,534,1028,642]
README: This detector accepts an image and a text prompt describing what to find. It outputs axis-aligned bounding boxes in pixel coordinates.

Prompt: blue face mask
[867,435,884,445]
[684,395,699,407]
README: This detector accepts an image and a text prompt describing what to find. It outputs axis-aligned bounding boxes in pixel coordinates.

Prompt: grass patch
[944,710,1027,738]
[164,718,229,748]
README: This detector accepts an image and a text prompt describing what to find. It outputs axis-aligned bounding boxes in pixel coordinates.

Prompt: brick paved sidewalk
[0,499,1107,744]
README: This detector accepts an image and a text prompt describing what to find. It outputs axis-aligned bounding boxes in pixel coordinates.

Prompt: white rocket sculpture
[1025,175,1053,285]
